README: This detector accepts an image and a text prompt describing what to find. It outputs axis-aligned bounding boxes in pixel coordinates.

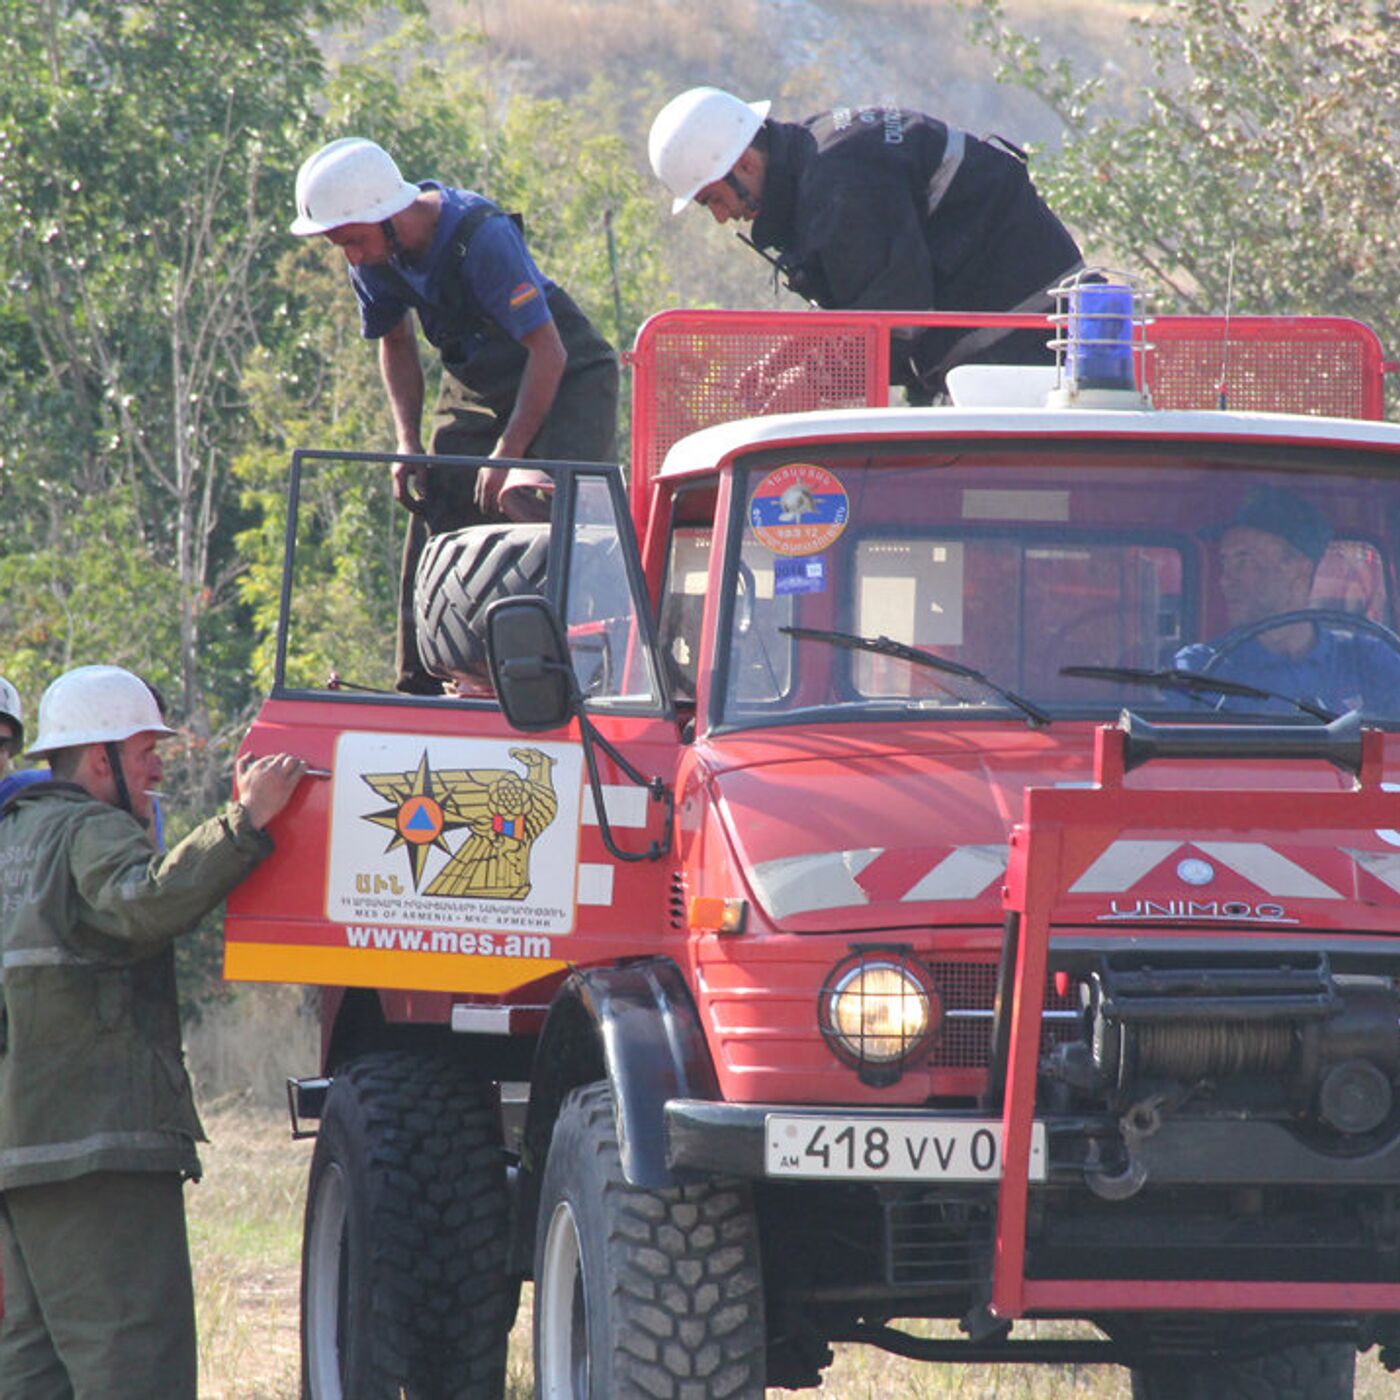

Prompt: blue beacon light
[1071,283,1137,390]
[1047,272,1151,410]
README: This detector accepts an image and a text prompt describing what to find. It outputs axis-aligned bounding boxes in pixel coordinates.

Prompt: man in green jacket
[0,664,306,1398]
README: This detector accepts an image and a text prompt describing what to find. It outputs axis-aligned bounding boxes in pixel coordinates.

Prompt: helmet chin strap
[104,740,134,815]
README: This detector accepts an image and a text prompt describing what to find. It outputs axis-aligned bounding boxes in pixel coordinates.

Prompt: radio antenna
[1217,242,1237,411]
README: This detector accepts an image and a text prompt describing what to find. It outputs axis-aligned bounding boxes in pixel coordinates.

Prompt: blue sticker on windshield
[774,556,827,596]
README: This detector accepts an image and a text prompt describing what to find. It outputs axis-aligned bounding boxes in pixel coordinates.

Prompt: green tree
[965,0,1400,388]
[0,1,421,793]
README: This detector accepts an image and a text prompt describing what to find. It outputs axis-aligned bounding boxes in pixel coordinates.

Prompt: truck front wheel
[533,1081,766,1399]
[300,1052,516,1398]
[1130,1340,1355,1399]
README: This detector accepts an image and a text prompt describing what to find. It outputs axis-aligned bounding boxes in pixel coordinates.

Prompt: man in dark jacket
[648,87,1085,399]
[291,137,619,693]
[0,664,306,1398]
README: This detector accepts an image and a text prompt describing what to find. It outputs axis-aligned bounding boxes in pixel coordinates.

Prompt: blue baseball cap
[1210,485,1332,564]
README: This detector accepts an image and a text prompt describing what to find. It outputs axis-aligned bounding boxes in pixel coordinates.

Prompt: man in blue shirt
[291,138,618,692]
[1176,486,1400,718]
[0,677,44,812]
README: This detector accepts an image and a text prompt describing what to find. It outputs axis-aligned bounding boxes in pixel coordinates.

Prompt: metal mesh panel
[627,309,1386,533]
[637,327,878,485]
[928,959,1080,1070]
[1149,330,1369,418]
[883,1193,991,1288]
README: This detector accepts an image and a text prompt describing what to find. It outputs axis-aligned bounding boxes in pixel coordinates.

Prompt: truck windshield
[714,447,1400,729]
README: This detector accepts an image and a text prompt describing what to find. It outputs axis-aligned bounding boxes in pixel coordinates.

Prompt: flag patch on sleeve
[509,282,540,309]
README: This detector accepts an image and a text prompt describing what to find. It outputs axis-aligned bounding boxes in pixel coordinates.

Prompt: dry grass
[186,983,321,1113]
[190,1103,311,1398]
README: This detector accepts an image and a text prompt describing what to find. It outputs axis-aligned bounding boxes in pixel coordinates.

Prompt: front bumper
[664,1099,1400,1186]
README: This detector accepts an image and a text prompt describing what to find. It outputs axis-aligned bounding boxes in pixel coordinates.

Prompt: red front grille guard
[992,720,1400,1319]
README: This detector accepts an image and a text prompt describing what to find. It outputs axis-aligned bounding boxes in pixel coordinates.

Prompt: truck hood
[708,728,1071,932]
[705,726,1400,935]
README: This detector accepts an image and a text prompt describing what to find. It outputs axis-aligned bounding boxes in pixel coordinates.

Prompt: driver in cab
[1176,485,1400,718]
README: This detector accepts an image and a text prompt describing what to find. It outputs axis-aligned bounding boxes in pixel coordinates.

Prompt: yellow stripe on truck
[223,943,568,995]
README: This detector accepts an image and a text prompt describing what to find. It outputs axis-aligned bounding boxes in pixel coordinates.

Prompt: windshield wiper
[1059,665,1337,722]
[781,625,1051,727]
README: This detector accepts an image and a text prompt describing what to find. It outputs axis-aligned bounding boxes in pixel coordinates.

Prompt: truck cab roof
[658,403,1400,482]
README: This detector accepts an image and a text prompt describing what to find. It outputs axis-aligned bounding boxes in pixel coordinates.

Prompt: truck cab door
[224,455,679,1000]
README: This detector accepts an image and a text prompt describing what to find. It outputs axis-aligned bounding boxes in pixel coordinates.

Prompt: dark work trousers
[395,306,619,694]
[0,1172,197,1400]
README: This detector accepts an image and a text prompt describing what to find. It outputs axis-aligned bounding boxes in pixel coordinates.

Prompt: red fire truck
[227,291,1400,1397]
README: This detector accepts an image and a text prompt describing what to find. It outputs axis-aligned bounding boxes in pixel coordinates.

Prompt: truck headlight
[819,953,940,1085]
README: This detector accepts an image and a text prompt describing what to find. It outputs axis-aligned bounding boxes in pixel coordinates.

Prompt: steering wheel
[1201,608,1400,673]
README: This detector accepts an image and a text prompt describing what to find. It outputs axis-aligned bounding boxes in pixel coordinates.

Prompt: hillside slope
[429,0,1150,308]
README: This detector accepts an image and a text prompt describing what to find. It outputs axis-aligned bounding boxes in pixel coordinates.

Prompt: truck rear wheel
[1130,1340,1355,1399]
[300,1052,516,1399]
[414,522,550,681]
[533,1081,765,1398]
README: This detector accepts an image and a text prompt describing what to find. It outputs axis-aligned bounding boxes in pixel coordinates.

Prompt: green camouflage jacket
[0,782,272,1190]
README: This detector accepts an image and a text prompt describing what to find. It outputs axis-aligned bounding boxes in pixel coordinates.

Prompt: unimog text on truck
[226,284,1400,1397]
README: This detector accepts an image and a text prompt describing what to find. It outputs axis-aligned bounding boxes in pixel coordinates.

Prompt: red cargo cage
[626,307,1392,537]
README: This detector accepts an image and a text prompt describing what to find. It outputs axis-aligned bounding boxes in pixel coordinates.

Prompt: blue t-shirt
[1176,627,1400,719]
[350,183,554,367]
[0,767,48,813]
[0,769,164,849]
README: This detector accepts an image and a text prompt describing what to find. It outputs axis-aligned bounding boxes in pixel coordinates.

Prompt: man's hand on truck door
[235,752,309,830]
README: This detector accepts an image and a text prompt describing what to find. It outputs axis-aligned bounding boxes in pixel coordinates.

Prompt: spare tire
[414,522,550,681]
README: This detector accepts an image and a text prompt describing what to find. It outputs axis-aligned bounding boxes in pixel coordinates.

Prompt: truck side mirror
[485,596,579,732]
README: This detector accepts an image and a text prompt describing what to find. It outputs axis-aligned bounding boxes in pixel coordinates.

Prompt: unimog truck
[226,290,1400,1397]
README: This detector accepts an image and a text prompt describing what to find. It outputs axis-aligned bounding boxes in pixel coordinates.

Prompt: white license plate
[765,1114,1047,1182]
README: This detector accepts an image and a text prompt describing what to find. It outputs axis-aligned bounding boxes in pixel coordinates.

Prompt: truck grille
[928,960,1080,1070]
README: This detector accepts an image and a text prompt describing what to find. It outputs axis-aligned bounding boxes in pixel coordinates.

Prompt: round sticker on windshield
[749,464,849,557]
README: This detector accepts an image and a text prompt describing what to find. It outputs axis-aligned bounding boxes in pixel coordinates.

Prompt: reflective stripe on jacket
[0,783,272,1190]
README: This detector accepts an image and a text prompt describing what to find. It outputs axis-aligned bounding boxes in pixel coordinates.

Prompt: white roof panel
[657,406,1400,479]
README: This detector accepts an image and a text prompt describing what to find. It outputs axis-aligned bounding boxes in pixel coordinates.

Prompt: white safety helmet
[28,665,175,755]
[648,86,771,215]
[0,675,21,749]
[290,137,420,237]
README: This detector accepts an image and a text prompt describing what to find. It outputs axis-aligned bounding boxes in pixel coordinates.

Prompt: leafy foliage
[0,1,666,764]
[0,0,337,774]
[964,0,1400,381]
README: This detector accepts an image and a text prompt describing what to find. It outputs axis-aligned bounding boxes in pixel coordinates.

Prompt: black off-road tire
[300,1051,517,1399]
[532,1081,766,1399]
[1130,1340,1355,1399]
[415,522,550,680]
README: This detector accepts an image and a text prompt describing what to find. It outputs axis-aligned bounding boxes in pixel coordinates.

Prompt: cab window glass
[661,528,710,702]
[728,537,795,706]
[564,476,659,706]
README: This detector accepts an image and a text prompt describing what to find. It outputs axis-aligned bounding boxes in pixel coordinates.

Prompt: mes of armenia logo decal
[360,747,558,900]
